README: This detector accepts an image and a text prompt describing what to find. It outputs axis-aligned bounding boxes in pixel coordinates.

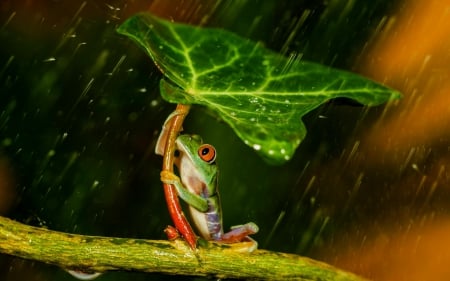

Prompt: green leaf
[117,13,401,164]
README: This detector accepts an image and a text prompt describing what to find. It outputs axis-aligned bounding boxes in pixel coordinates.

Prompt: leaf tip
[391,89,403,100]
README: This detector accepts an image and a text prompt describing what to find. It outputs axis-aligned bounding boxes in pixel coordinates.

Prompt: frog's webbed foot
[220,222,259,252]
[222,222,259,241]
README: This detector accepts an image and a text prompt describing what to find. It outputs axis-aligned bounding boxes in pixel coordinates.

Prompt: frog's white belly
[189,195,223,240]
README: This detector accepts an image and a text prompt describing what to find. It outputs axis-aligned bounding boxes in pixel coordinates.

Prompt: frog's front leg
[160,170,208,212]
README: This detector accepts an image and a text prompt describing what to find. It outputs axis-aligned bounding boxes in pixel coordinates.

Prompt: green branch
[0,216,366,280]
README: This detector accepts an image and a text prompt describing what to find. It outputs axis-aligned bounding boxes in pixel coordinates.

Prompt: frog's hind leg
[222,222,259,242]
[218,222,259,253]
[219,222,259,252]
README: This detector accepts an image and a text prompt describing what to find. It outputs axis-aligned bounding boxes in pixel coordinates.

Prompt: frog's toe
[160,170,180,184]
[164,225,180,240]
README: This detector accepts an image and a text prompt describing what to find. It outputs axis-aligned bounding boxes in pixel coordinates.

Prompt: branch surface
[0,216,367,280]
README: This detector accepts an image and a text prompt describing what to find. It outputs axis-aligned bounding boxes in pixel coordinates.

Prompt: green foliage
[117,12,401,164]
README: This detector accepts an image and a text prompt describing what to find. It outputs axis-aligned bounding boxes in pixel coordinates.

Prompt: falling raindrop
[43,57,56,62]
[91,180,99,189]
[150,100,158,107]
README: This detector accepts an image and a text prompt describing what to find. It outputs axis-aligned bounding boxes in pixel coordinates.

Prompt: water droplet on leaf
[253,144,262,151]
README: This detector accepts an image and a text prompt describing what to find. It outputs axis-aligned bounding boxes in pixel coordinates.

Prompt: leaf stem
[160,104,197,248]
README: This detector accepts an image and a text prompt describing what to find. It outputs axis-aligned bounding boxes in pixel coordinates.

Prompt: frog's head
[175,135,218,196]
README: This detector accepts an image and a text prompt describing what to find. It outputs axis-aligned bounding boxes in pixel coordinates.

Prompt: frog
[159,134,258,251]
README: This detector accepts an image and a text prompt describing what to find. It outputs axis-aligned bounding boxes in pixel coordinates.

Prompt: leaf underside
[117,13,401,164]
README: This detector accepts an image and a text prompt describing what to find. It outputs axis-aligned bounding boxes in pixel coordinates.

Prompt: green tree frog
[159,134,258,251]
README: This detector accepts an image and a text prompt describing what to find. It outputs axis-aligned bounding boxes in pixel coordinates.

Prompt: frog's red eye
[198,144,216,163]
